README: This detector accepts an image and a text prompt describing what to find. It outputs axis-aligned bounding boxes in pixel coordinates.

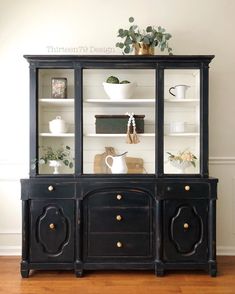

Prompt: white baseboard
[0,246,21,256]
[0,246,234,256]
[216,246,235,256]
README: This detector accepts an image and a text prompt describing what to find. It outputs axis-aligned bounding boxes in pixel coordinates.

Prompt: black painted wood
[21,55,217,278]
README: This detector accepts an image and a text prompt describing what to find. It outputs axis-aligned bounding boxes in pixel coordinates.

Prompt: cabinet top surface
[23,54,215,63]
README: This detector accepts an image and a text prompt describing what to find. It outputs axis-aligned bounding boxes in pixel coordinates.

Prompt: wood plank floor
[0,256,235,294]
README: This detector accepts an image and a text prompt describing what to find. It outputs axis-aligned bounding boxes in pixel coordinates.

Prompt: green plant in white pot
[32,145,73,174]
[116,17,173,55]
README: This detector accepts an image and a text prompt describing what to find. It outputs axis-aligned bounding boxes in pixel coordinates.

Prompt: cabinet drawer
[88,233,151,257]
[29,182,75,199]
[89,208,150,232]
[87,190,149,207]
[158,182,209,198]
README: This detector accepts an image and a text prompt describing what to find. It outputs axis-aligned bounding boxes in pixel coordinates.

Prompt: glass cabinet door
[82,68,156,175]
[163,69,200,175]
[37,69,75,175]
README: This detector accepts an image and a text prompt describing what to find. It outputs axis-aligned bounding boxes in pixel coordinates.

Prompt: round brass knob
[116,194,122,200]
[49,223,55,230]
[183,223,189,229]
[117,241,122,248]
[185,185,190,191]
[116,215,122,221]
[48,185,54,192]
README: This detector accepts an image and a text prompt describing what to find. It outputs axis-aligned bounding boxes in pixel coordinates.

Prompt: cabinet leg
[155,262,165,277]
[21,269,29,278]
[155,268,165,277]
[21,261,29,278]
[209,261,217,277]
[75,270,83,278]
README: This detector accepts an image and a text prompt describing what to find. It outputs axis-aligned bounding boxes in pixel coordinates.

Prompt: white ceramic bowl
[103,82,135,100]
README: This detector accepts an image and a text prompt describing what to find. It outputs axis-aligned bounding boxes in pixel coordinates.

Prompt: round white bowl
[103,82,135,100]
[170,160,192,173]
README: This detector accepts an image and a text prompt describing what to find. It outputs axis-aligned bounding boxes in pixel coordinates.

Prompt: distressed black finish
[21,55,218,278]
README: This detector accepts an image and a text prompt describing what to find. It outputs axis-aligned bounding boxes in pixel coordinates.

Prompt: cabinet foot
[21,261,29,278]
[209,261,217,277]
[21,269,29,278]
[75,270,83,278]
[155,269,165,277]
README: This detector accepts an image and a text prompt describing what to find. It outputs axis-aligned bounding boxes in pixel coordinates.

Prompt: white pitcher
[105,152,128,174]
[169,84,190,99]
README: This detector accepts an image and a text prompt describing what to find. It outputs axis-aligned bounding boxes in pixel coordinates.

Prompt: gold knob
[185,185,190,191]
[48,185,54,192]
[117,241,122,248]
[183,223,189,229]
[49,223,55,230]
[116,194,122,200]
[116,215,122,221]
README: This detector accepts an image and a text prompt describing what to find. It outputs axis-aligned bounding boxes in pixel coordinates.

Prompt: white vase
[49,160,62,174]
[170,160,192,174]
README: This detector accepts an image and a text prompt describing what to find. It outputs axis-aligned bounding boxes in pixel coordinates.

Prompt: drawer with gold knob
[89,208,150,233]
[88,233,151,257]
[87,190,149,207]
[29,181,75,199]
[158,182,210,198]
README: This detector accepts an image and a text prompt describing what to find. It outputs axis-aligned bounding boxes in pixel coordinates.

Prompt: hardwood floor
[0,256,235,294]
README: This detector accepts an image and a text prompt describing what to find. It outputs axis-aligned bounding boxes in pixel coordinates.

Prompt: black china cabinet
[21,55,218,278]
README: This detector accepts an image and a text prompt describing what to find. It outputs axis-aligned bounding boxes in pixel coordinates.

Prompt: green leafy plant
[167,150,197,167]
[31,145,74,169]
[106,75,130,84]
[116,17,173,55]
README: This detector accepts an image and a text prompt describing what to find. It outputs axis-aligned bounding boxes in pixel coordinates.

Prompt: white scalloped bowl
[103,82,135,100]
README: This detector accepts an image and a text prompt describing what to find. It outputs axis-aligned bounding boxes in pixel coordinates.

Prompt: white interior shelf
[164,98,199,103]
[39,133,75,137]
[85,133,155,137]
[84,98,155,104]
[165,132,200,137]
[39,98,74,106]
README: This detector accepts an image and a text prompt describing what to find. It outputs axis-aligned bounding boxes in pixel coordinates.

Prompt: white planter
[103,82,135,100]
[170,160,192,174]
[49,160,62,174]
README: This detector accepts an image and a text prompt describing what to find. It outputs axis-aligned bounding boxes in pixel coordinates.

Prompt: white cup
[169,85,190,99]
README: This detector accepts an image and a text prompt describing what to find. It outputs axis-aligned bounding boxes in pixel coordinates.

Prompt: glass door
[82,68,156,175]
[163,69,200,175]
[37,69,75,175]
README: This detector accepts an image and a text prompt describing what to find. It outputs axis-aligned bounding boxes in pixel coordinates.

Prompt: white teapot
[105,152,128,174]
[49,116,68,134]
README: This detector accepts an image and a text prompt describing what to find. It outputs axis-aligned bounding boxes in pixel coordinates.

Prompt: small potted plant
[116,17,173,55]
[103,75,135,100]
[32,145,74,174]
[167,150,197,173]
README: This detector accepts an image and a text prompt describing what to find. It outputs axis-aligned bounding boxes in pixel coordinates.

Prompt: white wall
[0,0,234,255]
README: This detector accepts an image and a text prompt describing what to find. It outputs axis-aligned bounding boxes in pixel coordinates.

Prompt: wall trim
[216,246,235,256]
[209,157,235,165]
[0,246,21,256]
